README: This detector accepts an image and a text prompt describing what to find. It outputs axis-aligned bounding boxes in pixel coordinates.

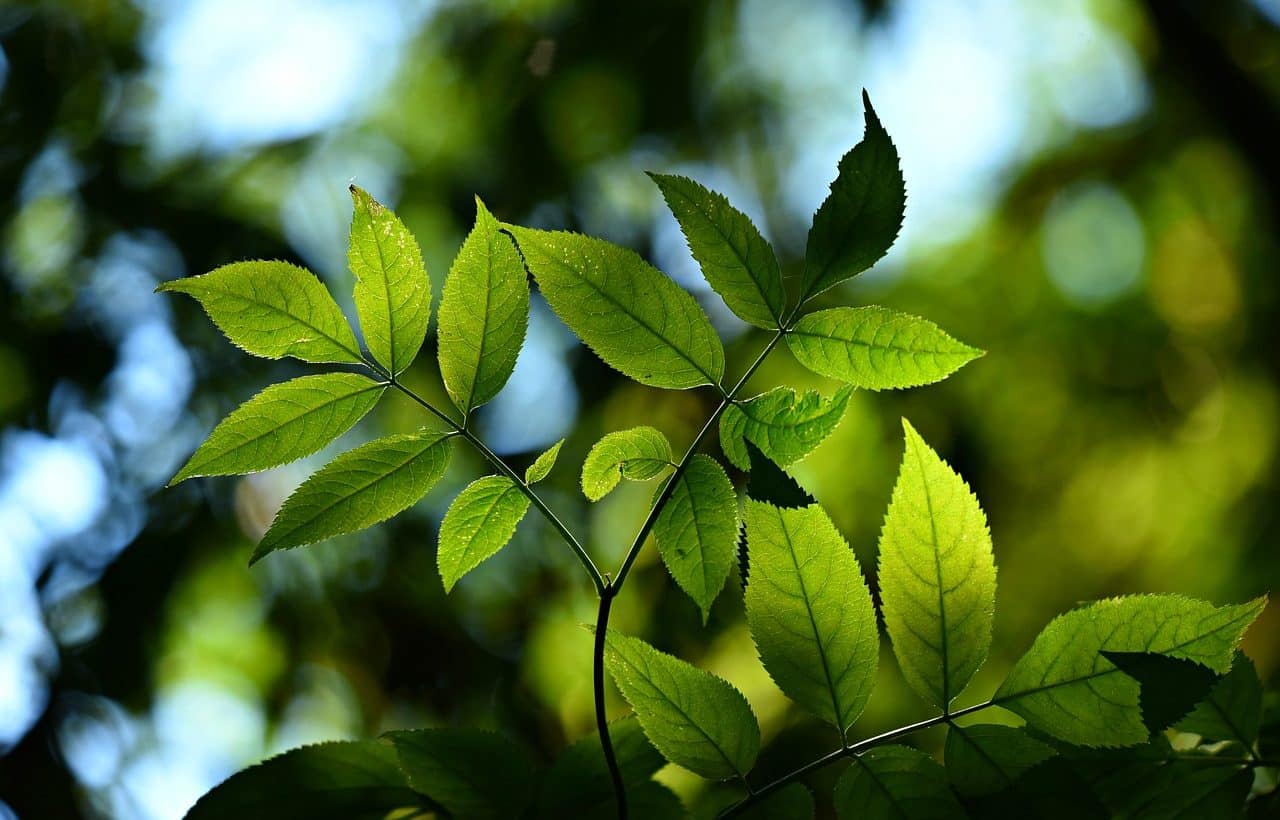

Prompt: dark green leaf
[737,783,815,819]
[1177,653,1263,747]
[744,441,814,510]
[834,745,967,820]
[1101,651,1221,734]
[535,717,664,819]
[387,728,534,820]
[944,724,1056,797]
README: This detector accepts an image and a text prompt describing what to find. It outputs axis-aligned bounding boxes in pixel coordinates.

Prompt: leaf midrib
[778,511,846,730]
[193,280,362,361]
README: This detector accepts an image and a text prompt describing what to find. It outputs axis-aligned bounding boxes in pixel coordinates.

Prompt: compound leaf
[159,261,362,364]
[653,454,739,622]
[184,740,426,820]
[744,500,878,732]
[172,373,384,485]
[720,386,852,471]
[437,198,530,414]
[649,172,785,329]
[878,419,996,709]
[944,724,1056,797]
[993,595,1266,746]
[602,630,759,780]
[437,475,531,592]
[387,728,534,820]
[1176,652,1263,747]
[252,429,452,562]
[834,745,967,820]
[349,186,431,376]
[505,225,725,389]
[787,307,982,391]
[800,91,905,302]
[581,426,673,501]
[525,438,564,484]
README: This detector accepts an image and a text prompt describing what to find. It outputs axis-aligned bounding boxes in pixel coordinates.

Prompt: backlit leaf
[833,745,966,820]
[525,438,564,484]
[505,225,725,389]
[719,386,852,470]
[172,373,384,485]
[159,261,362,364]
[1101,651,1220,734]
[653,455,739,622]
[581,426,673,501]
[437,475,531,591]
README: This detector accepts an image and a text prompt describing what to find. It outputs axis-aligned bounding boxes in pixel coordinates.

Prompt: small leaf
[184,741,426,820]
[505,225,725,389]
[158,261,362,364]
[993,595,1267,747]
[525,438,564,484]
[787,307,982,391]
[253,429,452,562]
[653,455,740,622]
[581,426,673,501]
[437,475,531,592]
[602,630,760,780]
[649,172,785,329]
[944,724,1056,797]
[437,198,530,413]
[737,784,815,819]
[387,728,534,820]
[833,745,967,820]
[800,90,905,303]
[719,386,852,470]
[744,500,879,733]
[878,419,996,709]
[172,373,385,485]
[535,717,665,819]
[1176,652,1263,747]
[744,441,814,510]
[349,186,431,376]
[1101,651,1220,734]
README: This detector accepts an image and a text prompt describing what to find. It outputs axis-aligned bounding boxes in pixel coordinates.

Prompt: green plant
[161,92,1276,819]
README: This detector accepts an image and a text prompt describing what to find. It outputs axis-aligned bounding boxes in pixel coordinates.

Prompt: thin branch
[594,586,628,820]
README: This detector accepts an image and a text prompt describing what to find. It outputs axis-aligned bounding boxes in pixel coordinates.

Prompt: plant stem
[594,585,628,820]
[716,701,994,818]
[373,366,607,596]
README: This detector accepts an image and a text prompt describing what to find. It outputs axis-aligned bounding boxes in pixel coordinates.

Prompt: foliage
[160,94,1275,819]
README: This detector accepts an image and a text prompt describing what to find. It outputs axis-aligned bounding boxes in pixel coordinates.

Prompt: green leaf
[158,261,362,364]
[252,429,452,563]
[800,90,905,303]
[993,595,1267,746]
[737,784,815,819]
[944,724,1056,797]
[172,373,385,485]
[184,741,426,820]
[787,307,982,391]
[581,426,673,501]
[648,172,785,329]
[1121,764,1252,819]
[386,728,534,820]
[743,500,879,733]
[525,438,564,484]
[653,454,740,622]
[602,630,760,780]
[1100,651,1220,734]
[349,186,431,376]
[437,475,531,592]
[719,386,852,471]
[535,717,665,819]
[437,198,530,413]
[878,419,996,709]
[505,225,725,389]
[1176,653,1263,747]
[744,441,814,510]
[833,745,967,820]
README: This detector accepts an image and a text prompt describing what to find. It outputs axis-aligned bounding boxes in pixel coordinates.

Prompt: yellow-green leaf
[437,475,531,591]
[653,455,739,622]
[525,438,564,484]
[719,386,852,471]
[581,427,673,501]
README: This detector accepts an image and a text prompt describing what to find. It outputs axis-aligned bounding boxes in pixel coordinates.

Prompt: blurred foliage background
[1,0,1279,817]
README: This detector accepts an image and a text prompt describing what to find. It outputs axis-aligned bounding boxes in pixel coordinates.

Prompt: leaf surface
[1101,651,1220,734]
[437,198,529,413]
[253,429,452,562]
[878,419,996,708]
[800,91,905,302]
[744,500,878,732]
[720,386,852,470]
[159,261,362,364]
[387,728,534,820]
[787,307,982,391]
[653,454,740,621]
[944,724,1056,797]
[437,475,531,592]
[581,426,673,501]
[833,745,966,820]
[535,717,665,819]
[993,595,1266,746]
[505,225,724,389]
[649,172,785,329]
[173,373,384,484]
[349,186,431,376]
[737,784,814,819]
[1176,653,1263,747]
[525,438,564,484]
[602,630,759,780]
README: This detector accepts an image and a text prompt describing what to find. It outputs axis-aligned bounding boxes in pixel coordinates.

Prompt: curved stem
[374,365,607,595]
[594,585,628,819]
[716,700,995,818]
